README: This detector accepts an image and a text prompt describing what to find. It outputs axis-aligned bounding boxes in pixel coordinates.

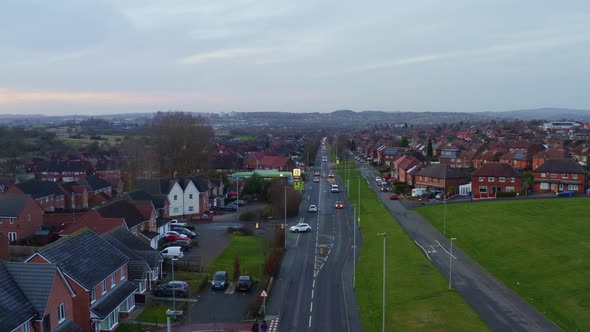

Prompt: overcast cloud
[0,0,589,115]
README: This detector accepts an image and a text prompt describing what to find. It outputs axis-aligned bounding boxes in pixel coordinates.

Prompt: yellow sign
[293,168,301,177]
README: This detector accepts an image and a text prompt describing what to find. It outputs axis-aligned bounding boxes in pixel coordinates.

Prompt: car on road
[236,275,253,292]
[290,223,312,233]
[308,204,318,212]
[314,170,320,176]
[389,193,398,200]
[233,199,248,206]
[313,176,320,183]
[154,281,190,298]
[211,271,229,290]
[172,227,198,239]
[556,190,575,197]
[169,219,187,227]
[335,201,344,209]
[328,173,335,178]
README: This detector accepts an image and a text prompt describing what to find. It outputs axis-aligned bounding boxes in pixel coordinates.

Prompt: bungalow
[471,163,523,199]
[533,158,587,194]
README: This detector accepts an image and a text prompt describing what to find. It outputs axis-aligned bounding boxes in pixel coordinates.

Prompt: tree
[427,138,433,161]
[400,137,410,148]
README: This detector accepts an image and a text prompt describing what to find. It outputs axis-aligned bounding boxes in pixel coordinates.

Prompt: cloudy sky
[1,0,589,115]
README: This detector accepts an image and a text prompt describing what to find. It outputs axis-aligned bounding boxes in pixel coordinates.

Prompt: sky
[1,0,589,115]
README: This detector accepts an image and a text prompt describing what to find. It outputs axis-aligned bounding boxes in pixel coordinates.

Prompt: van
[411,188,427,198]
[331,184,339,193]
[160,246,184,259]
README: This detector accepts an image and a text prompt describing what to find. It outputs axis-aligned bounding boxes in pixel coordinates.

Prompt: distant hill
[485,108,590,122]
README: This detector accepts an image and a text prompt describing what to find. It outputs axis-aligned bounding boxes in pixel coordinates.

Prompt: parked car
[211,271,229,290]
[328,173,335,178]
[389,193,398,200]
[223,203,239,211]
[163,241,191,252]
[234,199,248,206]
[154,281,190,298]
[335,201,344,209]
[172,227,198,239]
[308,204,318,212]
[169,219,187,227]
[290,223,312,233]
[160,246,184,259]
[557,190,575,197]
[165,232,190,242]
[236,275,253,291]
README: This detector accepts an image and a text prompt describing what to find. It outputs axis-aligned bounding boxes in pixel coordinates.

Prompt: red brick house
[26,228,136,332]
[472,150,501,169]
[532,149,572,171]
[0,261,82,332]
[60,210,127,237]
[247,152,296,171]
[471,163,523,199]
[7,181,66,212]
[0,233,8,260]
[414,164,469,197]
[398,156,423,184]
[0,194,44,243]
[499,150,533,170]
[34,160,90,182]
[533,158,587,194]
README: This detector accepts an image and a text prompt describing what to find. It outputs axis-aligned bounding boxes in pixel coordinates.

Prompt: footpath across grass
[205,234,268,282]
[418,198,590,331]
[344,170,487,331]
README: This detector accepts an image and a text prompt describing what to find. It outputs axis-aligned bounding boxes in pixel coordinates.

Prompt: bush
[264,250,283,277]
[240,211,257,221]
[496,191,517,198]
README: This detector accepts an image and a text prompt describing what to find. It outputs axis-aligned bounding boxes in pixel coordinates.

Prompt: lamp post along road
[284,185,287,250]
[449,237,456,290]
[443,194,447,237]
[353,205,357,289]
[377,232,386,332]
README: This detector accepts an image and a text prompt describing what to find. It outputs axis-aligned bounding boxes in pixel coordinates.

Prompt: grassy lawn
[205,234,268,282]
[168,271,208,292]
[343,170,487,331]
[135,303,175,324]
[417,198,590,331]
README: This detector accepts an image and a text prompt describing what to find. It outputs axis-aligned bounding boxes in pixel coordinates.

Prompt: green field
[59,134,124,149]
[205,234,268,281]
[344,170,487,331]
[417,198,590,331]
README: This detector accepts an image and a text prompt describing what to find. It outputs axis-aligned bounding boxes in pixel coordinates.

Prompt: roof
[60,210,126,236]
[534,158,586,174]
[101,233,149,281]
[0,262,36,332]
[80,175,112,191]
[472,163,521,177]
[90,280,136,319]
[0,194,29,217]
[14,181,64,199]
[35,228,130,290]
[3,262,60,317]
[136,178,177,195]
[500,149,531,161]
[415,164,465,179]
[104,227,161,269]
[191,175,210,192]
[52,319,84,332]
[141,230,159,240]
[97,199,146,229]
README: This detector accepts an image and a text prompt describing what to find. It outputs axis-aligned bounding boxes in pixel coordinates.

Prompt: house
[59,181,89,211]
[472,150,501,169]
[396,155,424,185]
[0,177,16,192]
[499,150,533,170]
[7,181,66,212]
[0,234,8,260]
[414,164,468,197]
[471,163,523,199]
[532,149,572,171]
[34,160,90,183]
[97,199,159,249]
[178,177,200,217]
[247,152,296,172]
[533,158,587,194]
[26,228,137,332]
[191,176,212,215]
[0,194,44,243]
[60,210,127,237]
[78,175,113,203]
[136,179,184,217]
[0,261,82,332]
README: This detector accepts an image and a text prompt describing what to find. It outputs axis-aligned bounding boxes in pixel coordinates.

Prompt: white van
[331,184,339,193]
[411,188,427,198]
[160,246,184,259]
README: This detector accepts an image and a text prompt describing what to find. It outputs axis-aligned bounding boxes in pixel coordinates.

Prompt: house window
[550,173,557,177]
[188,206,194,212]
[573,174,579,179]
[28,214,31,221]
[136,280,146,293]
[488,177,494,182]
[58,303,65,322]
[91,288,96,302]
[120,266,125,280]
[478,177,484,182]
[506,187,515,192]
[111,273,116,288]
[510,177,515,183]
[419,176,423,180]
[8,232,17,241]
[9,219,14,225]
[102,280,107,294]
[561,173,568,179]
[174,195,178,201]
[99,308,120,330]
[541,172,546,178]
[540,183,549,190]
[569,184,579,191]
[189,194,193,199]
[119,294,135,312]
[499,177,506,182]
[479,186,488,193]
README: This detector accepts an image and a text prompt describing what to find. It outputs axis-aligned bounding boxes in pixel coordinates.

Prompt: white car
[290,223,312,233]
[308,205,318,212]
[169,219,187,227]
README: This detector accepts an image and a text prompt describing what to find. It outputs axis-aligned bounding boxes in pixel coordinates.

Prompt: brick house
[7,181,66,212]
[59,181,89,211]
[26,228,137,332]
[59,210,127,237]
[532,149,572,171]
[247,152,296,172]
[34,160,90,183]
[414,164,469,197]
[135,179,184,218]
[0,261,82,332]
[0,234,8,260]
[397,156,424,184]
[97,199,159,249]
[533,158,587,194]
[78,175,113,207]
[0,194,44,243]
[471,163,523,199]
[499,150,533,170]
[472,150,501,169]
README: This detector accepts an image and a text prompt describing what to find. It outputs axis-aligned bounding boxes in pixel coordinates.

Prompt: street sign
[261,290,268,297]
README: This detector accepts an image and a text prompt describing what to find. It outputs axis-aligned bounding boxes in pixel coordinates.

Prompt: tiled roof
[90,280,136,319]
[98,199,146,229]
[472,163,521,177]
[101,233,149,281]
[415,164,465,179]
[35,228,129,290]
[52,319,84,332]
[0,194,29,217]
[34,160,87,172]
[0,262,37,332]
[500,149,531,161]
[14,181,64,199]
[141,230,159,240]
[80,175,112,191]
[191,175,210,192]
[60,211,126,236]
[534,158,586,173]
[136,178,176,195]
[107,227,156,252]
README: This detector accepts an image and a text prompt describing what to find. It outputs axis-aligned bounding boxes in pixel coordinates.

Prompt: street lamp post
[358,176,361,226]
[443,194,447,237]
[449,237,456,290]
[353,205,357,289]
[235,177,239,226]
[284,185,287,250]
[377,232,386,332]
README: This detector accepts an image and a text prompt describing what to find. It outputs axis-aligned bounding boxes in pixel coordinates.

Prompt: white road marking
[414,240,431,261]
[310,302,313,312]
[309,315,312,327]
[436,240,457,259]
[311,289,314,299]
[313,279,315,288]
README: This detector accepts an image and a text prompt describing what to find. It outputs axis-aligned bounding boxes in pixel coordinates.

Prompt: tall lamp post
[443,193,447,237]
[284,185,287,250]
[352,205,357,289]
[377,232,386,332]
[166,258,183,329]
[235,176,239,226]
[449,237,457,290]
[358,176,361,226]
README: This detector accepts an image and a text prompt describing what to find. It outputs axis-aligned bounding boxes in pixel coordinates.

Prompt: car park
[236,275,253,291]
[290,223,312,233]
[169,219,187,227]
[211,271,229,290]
[154,281,190,298]
[335,201,344,209]
[308,204,318,212]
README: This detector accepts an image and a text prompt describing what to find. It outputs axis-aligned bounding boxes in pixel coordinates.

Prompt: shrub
[496,191,517,198]
[239,211,257,221]
[264,250,283,277]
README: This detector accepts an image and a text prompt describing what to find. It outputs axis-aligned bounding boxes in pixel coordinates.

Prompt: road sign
[260,290,268,297]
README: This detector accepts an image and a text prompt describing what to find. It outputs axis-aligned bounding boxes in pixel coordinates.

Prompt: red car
[389,193,398,200]
[165,232,191,242]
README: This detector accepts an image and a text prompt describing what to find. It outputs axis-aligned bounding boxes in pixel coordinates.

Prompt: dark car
[236,275,253,291]
[223,203,238,211]
[557,190,575,197]
[172,227,198,239]
[163,240,192,251]
[211,271,229,290]
[154,281,190,298]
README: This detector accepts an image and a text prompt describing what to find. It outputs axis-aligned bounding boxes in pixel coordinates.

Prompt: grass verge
[417,198,590,331]
[344,170,488,331]
[205,234,268,282]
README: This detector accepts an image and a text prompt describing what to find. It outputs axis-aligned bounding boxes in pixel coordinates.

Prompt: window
[541,172,546,178]
[91,288,96,303]
[102,280,107,294]
[8,232,17,241]
[540,183,549,190]
[510,177,515,183]
[99,308,120,330]
[189,194,193,199]
[488,177,494,182]
[561,173,568,179]
[188,206,194,212]
[499,177,506,182]
[58,303,65,322]
[550,173,557,177]
[9,219,14,225]
[173,195,178,201]
[111,273,116,288]
[478,177,484,182]
[120,266,125,280]
[479,186,488,193]
[573,174,579,179]
[506,187,515,192]
[569,184,579,191]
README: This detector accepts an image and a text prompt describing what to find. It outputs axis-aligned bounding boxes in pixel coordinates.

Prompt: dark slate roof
[535,158,586,174]
[127,261,149,282]
[15,181,65,199]
[472,163,521,177]
[157,217,173,228]
[136,178,175,195]
[35,160,87,172]
[3,262,59,316]
[191,176,210,192]
[0,262,36,332]
[101,233,149,281]
[36,228,129,290]
[104,227,161,269]
[126,189,167,210]
[90,280,137,319]
[415,164,465,179]
[135,250,161,268]
[141,230,159,240]
[52,319,84,332]
[98,199,146,229]
[0,194,29,217]
[80,175,112,191]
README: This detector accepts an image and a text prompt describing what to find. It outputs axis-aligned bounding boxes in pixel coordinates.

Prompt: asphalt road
[357,160,561,332]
